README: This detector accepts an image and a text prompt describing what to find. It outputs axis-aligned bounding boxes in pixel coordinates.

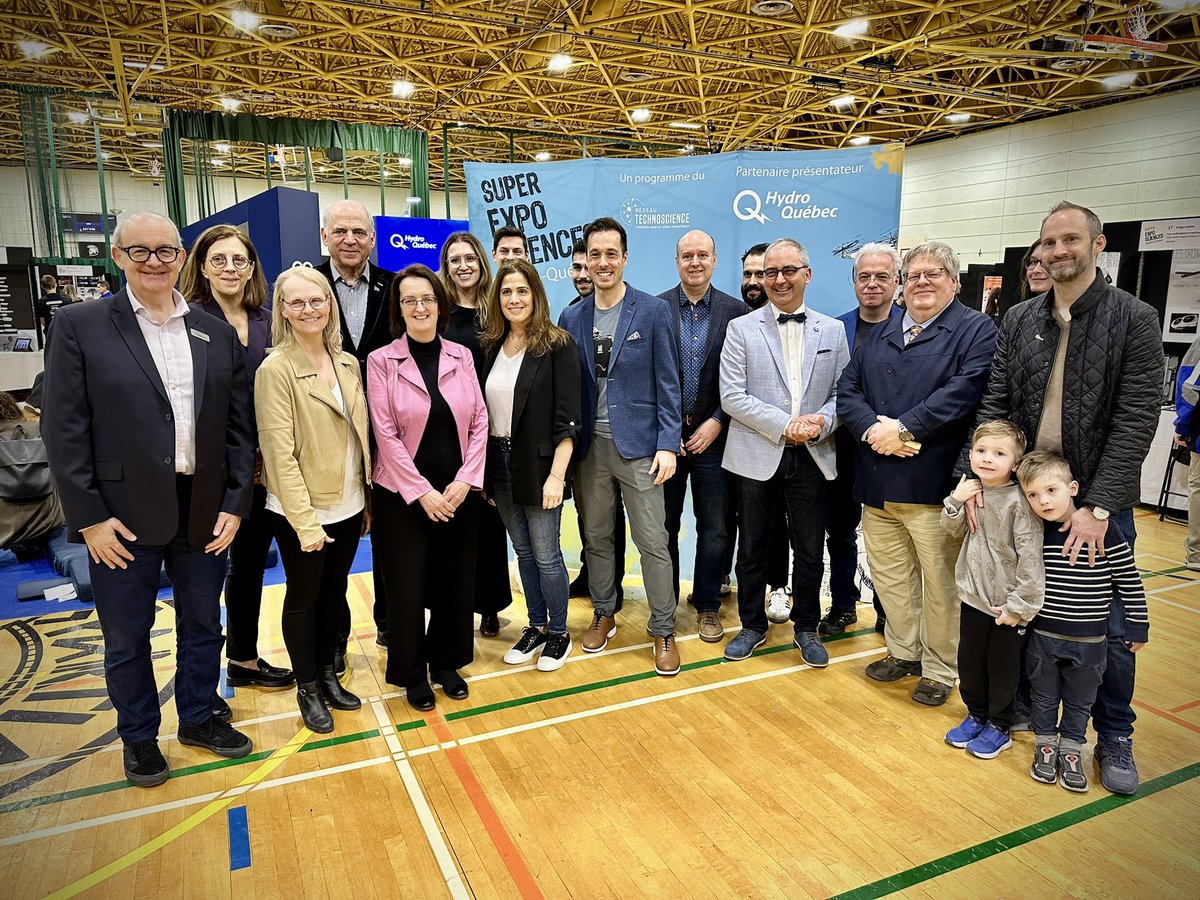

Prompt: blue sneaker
[945,714,985,748]
[724,628,766,661]
[966,722,1012,759]
[793,631,829,667]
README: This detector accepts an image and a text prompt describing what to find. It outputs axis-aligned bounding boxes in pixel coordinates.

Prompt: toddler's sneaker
[966,722,1012,759]
[945,714,985,748]
[1058,748,1089,792]
[1030,742,1058,784]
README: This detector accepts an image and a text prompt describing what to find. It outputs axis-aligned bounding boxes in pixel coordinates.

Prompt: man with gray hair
[819,242,901,638]
[837,241,996,706]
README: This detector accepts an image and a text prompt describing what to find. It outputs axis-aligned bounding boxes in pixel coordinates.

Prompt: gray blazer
[719,303,850,481]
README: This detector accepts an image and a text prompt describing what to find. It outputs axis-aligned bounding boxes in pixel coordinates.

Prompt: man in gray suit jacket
[719,238,850,666]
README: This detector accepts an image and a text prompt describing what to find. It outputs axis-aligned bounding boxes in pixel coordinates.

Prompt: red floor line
[1132,699,1200,736]
[1168,698,1200,714]
[425,709,546,900]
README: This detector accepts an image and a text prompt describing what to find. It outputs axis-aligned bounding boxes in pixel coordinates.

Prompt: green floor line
[1140,564,1189,579]
[2,628,876,813]
[828,761,1200,900]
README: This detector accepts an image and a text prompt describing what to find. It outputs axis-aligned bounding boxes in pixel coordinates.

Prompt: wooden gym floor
[1,509,1199,898]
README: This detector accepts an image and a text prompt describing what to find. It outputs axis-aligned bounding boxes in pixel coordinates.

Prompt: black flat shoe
[333,648,347,678]
[431,669,469,700]
[297,682,333,733]
[405,680,436,712]
[480,614,500,637]
[318,665,361,710]
[226,659,295,688]
[212,691,232,721]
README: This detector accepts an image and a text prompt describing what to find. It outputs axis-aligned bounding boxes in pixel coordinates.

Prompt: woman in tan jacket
[256,266,371,733]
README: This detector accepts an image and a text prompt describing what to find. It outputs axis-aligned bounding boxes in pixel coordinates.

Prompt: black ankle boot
[297,681,333,733]
[430,669,469,700]
[318,665,361,710]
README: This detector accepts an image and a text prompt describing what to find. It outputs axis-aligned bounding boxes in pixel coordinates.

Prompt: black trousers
[957,602,1025,731]
[374,485,480,687]
[724,475,789,589]
[269,509,363,684]
[224,484,274,661]
[474,499,513,616]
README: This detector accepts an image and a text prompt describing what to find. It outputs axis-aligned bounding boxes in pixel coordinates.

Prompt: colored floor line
[828,761,1200,900]
[227,805,251,870]
[1169,698,1200,713]
[1132,698,1200,736]
[0,629,878,822]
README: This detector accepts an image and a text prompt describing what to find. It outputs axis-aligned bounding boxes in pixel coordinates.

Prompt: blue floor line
[227,806,251,870]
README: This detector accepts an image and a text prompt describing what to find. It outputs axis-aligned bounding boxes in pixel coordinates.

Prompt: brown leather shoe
[696,611,724,643]
[654,634,681,676]
[581,612,617,653]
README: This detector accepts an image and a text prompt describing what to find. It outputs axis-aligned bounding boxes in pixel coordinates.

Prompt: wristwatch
[897,421,916,443]
[1090,506,1111,521]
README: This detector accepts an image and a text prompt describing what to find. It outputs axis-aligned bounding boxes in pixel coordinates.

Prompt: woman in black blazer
[480,260,581,671]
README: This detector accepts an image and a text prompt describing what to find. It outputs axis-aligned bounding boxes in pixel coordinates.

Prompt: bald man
[657,229,749,641]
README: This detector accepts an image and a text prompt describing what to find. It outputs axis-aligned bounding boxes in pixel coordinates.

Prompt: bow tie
[777,312,807,325]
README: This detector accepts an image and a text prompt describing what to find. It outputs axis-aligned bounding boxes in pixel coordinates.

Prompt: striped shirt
[1032,523,1149,643]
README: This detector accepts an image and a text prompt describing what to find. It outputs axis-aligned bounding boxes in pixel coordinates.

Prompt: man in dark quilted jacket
[968,200,1164,796]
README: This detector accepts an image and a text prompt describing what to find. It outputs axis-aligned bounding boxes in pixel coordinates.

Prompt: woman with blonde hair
[255,266,371,733]
[438,231,513,638]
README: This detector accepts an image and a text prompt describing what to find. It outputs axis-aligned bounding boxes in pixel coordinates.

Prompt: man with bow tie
[718,238,849,667]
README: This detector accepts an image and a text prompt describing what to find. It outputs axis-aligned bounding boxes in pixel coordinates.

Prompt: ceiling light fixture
[829,95,857,110]
[811,75,845,91]
[392,79,416,99]
[849,135,871,146]
[535,151,552,162]
[750,0,794,16]
[230,9,260,32]
[258,23,299,40]
[406,196,422,205]
[618,71,653,83]
[67,111,89,125]
[669,121,702,130]
[1099,71,1137,90]
[832,19,870,39]
[17,40,53,60]
[945,112,972,123]
[220,97,242,112]
[548,53,572,73]
[123,60,165,72]
[396,155,412,166]
[140,141,163,149]
[213,142,231,153]
[630,107,653,124]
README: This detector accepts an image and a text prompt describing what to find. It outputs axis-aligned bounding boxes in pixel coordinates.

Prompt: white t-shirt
[485,345,526,438]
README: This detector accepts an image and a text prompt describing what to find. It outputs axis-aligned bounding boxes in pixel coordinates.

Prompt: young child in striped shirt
[1017,451,1149,793]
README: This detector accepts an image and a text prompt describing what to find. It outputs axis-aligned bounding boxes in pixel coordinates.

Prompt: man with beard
[740,243,768,309]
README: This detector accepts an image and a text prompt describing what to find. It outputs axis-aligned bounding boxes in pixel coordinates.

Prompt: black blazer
[656,284,749,428]
[41,291,255,547]
[480,336,581,507]
[315,260,395,380]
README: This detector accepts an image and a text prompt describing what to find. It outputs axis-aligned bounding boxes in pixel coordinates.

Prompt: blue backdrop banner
[375,216,469,273]
[465,146,903,316]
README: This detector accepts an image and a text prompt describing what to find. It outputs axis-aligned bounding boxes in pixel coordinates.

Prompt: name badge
[190,328,210,342]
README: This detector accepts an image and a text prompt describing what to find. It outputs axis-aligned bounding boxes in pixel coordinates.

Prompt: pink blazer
[366,335,488,503]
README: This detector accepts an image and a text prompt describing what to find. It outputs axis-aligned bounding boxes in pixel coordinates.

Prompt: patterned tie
[905,324,923,345]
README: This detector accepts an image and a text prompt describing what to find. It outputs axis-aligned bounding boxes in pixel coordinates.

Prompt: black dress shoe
[178,716,253,758]
[875,615,887,635]
[480,613,500,637]
[296,682,333,733]
[212,691,232,721]
[375,631,388,649]
[227,659,295,688]
[431,669,469,700]
[568,575,590,597]
[334,648,347,678]
[318,665,361,710]
[405,680,436,712]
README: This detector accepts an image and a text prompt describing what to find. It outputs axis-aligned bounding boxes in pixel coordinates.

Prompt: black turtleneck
[408,335,462,489]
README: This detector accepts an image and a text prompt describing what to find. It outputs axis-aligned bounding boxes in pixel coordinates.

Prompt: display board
[375,216,469,273]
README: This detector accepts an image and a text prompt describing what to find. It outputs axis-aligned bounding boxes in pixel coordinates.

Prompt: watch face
[1092,507,1110,520]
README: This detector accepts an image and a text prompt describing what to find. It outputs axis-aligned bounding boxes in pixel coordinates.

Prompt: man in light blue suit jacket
[558,217,683,677]
[719,238,850,668]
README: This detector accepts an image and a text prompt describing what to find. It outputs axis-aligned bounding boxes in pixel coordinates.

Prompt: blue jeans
[1028,631,1107,745]
[90,477,227,743]
[1091,507,1138,740]
[490,449,569,633]
[664,431,730,612]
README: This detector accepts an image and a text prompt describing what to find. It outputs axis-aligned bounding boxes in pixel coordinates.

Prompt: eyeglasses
[763,265,809,281]
[855,272,896,285]
[1025,259,1047,270]
[207,254,251,270]
[447,254,479,267]
[400,297,436,310]
[902,268,950,284]
[282,297,329,312]
[120,245,181,263]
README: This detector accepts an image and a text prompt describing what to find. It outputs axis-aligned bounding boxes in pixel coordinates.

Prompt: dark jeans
[827,429,884,617]
[1028,631,1108,745]
[957,603,1025,730]
[724,476,789,589]
[490,448,569,633]
[269,510,363,684]
[374,485,479,687]
[224,484,273,661]
[90,475,227,743]
[1091,507,1137,740]
[736,447,827,633]
[664,433,730,612]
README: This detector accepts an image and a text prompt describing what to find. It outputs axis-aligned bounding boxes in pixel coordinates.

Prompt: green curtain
[163,110,430,222]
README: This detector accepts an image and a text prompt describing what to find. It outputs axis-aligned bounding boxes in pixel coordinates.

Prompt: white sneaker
[766,587,793,624]
[503,627,547,664]
[536,633,572,672]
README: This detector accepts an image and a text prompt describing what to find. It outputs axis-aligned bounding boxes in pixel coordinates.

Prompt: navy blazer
[558,284,682,461]
[41,291,256,546]
[836,299,997,508]
[315,260,395,379]
[656,284,749,428]
[837,303,900,355]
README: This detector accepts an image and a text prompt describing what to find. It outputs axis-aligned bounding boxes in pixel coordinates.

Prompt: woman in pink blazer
[367,264,488,711]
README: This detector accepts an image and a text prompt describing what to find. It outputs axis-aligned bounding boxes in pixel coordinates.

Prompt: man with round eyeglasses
[838,241,997,708]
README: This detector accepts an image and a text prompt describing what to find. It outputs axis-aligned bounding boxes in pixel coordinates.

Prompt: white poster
[1162,247,1200,342]
[1141,217,1200,251]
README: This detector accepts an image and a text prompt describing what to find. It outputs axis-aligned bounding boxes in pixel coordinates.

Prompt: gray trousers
[577,436,677,636]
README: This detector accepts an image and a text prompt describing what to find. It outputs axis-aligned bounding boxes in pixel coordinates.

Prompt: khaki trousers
[1188,453,1200,566]
[862,502,964,686]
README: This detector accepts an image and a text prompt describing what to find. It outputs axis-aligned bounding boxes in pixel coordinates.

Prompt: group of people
[38,197,1163,799]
